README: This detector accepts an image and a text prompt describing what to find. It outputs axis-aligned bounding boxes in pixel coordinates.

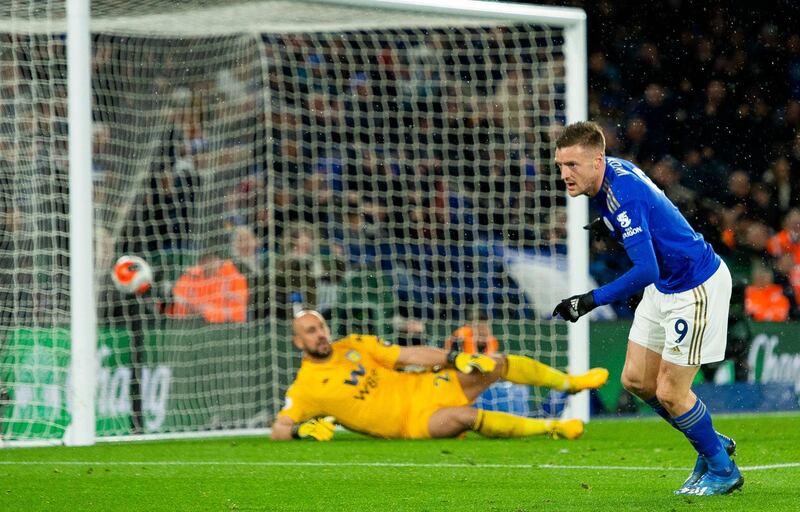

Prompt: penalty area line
[1,461,799,471]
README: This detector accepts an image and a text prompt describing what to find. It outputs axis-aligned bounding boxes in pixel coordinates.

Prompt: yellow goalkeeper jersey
[277,334,468,439]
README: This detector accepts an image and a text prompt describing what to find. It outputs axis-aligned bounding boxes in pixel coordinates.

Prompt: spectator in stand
[681,147,729,202]
[790,133,800,173]
[328,195,380,268]
[748,182,781,230]
[744,263,790,322]
[392,314,426,347]
[772,253,800,319]
[763,156,797,220]
[0,206,34,325]
[230,226,268,320]
[649,156,696,212]
[231,225,264,277]
[767,208,800,263]
[628,83,673,161]
[723,220,773,284]
[275,222,345,318]
[168,251,249,324]
[444,310,499,356]
[719,170,753,223]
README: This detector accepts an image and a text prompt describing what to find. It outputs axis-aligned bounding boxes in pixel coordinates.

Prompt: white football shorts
[628,261,732,366]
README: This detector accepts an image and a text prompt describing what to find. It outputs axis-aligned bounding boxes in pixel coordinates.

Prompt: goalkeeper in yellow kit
[271,310,608,441]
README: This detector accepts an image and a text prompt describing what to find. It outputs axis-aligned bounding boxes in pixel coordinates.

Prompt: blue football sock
[673,399,732,475]
[644,397,677,429]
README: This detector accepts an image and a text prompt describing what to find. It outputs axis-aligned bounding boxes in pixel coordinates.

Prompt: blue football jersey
[592,157,720,295]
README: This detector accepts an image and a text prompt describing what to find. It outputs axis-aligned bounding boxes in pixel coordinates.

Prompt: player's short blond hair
[556,121,605,152]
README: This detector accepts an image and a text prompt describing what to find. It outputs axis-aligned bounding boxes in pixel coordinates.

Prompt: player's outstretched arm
[396,346,496,374]
[553,237,659,322]
[271,415,296,440]
[447,350,497,374]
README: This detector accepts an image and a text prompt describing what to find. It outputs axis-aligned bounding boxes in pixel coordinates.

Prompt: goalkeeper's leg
[427,407,583,440]
[502,354,609,394]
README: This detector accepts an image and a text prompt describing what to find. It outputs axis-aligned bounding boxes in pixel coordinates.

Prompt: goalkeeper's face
[292,310,333,360]
[555,144,605,198]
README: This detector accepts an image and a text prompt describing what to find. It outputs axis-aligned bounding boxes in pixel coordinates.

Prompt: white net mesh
[0,0,571,441]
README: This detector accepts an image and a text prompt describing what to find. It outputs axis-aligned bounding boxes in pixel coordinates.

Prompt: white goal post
[0,0,589,447]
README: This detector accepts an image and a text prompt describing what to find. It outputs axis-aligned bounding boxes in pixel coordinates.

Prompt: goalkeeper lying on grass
[271,310,608,441]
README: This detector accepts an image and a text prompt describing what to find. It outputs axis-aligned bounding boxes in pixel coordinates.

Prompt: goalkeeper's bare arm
[270,310,608,441]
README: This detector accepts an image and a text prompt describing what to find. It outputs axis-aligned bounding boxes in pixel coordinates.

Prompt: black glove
[553,292,597,322]
[584,217,619,246]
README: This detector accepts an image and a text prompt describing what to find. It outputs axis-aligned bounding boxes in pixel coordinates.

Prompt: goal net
[0,0,586,443]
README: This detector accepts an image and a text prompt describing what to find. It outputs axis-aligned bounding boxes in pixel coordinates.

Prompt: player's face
[293,311,333,360]
[554,144,605,197]
[473,321,491,346]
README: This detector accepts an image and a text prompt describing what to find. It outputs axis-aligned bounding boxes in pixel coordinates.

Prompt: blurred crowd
[2,0,800,327]
[558,0,800,321]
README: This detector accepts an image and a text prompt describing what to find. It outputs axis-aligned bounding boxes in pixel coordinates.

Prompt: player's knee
[621,370,654,398]
[655,385,681,411]
[428,407,477,438]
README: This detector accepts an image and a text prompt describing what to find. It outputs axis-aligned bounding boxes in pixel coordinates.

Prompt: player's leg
[502,354,608,393]
[620,340,664,417]
[427,406,583,440]
[661,263,741,495]
[623,284,677,424]
[659,359,740,494]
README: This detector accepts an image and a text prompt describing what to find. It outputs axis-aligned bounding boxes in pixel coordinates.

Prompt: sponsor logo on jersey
[616,211,631,228]
[345,350,362,363]
[622,226,643,239]
[343,363,366,385]
[608,158,629,176]
[353,368,380,400]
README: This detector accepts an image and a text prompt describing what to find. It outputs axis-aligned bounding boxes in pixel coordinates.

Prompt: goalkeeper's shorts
[401,369,470,439]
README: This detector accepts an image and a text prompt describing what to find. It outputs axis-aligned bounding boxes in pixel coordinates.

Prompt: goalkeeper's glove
[447,350,496,374]
[291,417,336,441]
[553,292,597,323]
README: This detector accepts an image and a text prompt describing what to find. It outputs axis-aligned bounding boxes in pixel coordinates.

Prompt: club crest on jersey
[616,211,631,228]
[345,350,362,363]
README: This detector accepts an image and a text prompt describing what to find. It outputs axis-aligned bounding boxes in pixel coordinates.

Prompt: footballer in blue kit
[552,121,743,496]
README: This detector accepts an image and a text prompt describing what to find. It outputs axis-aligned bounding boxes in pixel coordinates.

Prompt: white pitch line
[739,463,800,470]
[0,461,531,469]
[539,464,683,471]
[0,461,798,471]
[541,463,800,471]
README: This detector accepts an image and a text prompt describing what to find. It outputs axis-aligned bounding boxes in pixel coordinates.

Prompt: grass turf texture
[1,413,798,511]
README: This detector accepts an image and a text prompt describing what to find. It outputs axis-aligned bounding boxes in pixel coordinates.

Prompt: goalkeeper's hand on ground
[447,350,496,374]
[291,417,336,441]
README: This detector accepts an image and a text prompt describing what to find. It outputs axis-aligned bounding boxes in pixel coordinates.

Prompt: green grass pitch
[1,413,798,511]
